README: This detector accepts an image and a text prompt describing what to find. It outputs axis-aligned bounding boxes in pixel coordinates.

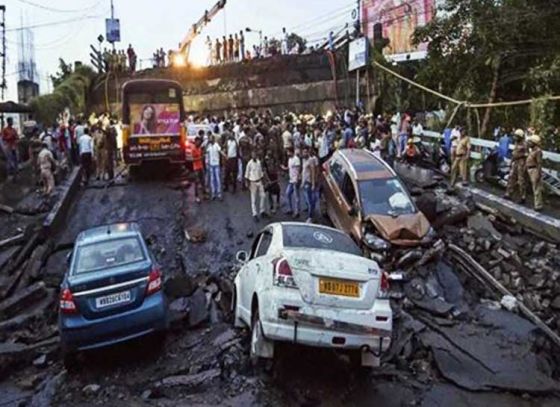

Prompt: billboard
[348,37,369,71]
[131,104,181,136]
[362,0,435,62]
[105,18,121,43]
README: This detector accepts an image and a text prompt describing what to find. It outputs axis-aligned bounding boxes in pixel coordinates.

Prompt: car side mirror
[236,251,249,264]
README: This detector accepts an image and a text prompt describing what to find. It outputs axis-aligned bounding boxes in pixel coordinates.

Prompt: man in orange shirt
[2,118,19,177]
[191,136,205,203]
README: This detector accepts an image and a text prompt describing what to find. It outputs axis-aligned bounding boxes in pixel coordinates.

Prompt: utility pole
[110,0,115,51]
[1,5,6,101]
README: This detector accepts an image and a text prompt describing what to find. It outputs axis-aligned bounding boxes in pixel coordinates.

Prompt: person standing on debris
[238,128,253,191]
[215,38,222,64]
[239,31,245,62]
[301,145,319,223]
[504,129,527,202]
[526,135,544,211]
[283,147,301,218]
[37,142,56,196]
[105,120,118,180]
[450,128,471,186]
[245,149,267,221]
[228,35,234,62]
[191,136,205,203]
[2,117,19,177]
[206,135,223,200]
[263,150,281,214]
[29,134,43,183]
[224,132,239,193]
[92,124,107,180]
[78,127,94,185]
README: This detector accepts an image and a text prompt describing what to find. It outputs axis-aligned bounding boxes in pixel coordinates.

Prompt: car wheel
[232,287,244,328]
[250,306,274,366]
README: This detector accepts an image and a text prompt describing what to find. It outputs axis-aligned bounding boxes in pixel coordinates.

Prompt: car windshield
[283,225,361,256]
[74,237,146,274]
[358,178,416,216]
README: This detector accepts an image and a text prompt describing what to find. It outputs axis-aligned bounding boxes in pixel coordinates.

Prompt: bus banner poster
[131,104,181,136]
[361,0,435,62]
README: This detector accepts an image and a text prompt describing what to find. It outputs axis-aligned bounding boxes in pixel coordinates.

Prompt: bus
[122,79,186,166]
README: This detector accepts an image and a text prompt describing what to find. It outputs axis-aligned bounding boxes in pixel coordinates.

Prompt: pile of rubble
[432,191,560,337]
[0,224,60,380]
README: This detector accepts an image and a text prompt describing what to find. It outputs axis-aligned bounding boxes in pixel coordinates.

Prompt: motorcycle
[474,148,510,187]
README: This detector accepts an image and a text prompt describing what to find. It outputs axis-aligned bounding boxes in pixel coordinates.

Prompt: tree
[411,0,560,137]
[287,33,307,54]
[50,58,74,88]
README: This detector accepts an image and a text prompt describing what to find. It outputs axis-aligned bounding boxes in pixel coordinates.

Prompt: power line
[6,14,105,32]
[14,0,101,14]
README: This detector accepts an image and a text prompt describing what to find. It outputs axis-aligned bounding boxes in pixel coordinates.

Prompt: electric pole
[1,5,6,102]
[110,0,115,51]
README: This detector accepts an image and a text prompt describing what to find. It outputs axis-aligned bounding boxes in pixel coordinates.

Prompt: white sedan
[233,222,392,367]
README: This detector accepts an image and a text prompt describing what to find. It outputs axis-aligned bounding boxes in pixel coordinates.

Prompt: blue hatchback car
[58,223,168,366]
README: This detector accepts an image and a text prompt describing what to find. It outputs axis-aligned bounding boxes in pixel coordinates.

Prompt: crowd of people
[1,113,122,197]
[103,44,137,73]
[206,27,310,66]
[1,106,547,213]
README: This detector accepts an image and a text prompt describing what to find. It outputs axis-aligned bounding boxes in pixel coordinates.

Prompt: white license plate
[95,291,131,309]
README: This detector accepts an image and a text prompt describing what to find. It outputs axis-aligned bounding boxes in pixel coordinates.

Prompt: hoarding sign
[106,18,121,43]
[362,0,435,62]
[348,37,369,71]
[130,104,181,136]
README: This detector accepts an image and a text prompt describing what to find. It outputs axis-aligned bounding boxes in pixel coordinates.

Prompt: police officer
[450,128,471,186]
[526,135,543,211]
[504,129,527,202]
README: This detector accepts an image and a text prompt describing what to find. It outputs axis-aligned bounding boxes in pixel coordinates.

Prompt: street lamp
[245,27,263,54]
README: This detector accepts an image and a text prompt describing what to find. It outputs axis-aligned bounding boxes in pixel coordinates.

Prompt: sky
[4,0,358,101]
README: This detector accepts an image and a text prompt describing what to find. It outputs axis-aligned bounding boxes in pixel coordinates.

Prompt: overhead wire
[14,0,102,14]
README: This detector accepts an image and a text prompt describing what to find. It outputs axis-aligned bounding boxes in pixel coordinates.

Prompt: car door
[239,230,274,318]
[340,173,362,241]
[324,157,347,230]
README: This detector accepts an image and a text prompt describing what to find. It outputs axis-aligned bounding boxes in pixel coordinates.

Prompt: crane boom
[178,0,227,58]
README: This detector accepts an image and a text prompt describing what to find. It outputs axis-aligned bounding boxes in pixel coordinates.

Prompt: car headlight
[364,233,391,251]
[421,227,437,244]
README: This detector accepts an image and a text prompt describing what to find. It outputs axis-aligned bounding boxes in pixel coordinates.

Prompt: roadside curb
[461,185,560,243]
[42,166,82,238]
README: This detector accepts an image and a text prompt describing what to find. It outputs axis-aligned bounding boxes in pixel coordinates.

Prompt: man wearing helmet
[504,129,527,202]
[526,135,543,211]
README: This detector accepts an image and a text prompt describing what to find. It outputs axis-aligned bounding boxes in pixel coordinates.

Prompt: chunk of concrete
[188,288,209,327]
[159,368,221,388]
[164,274,195,299]
[0,281,47,319]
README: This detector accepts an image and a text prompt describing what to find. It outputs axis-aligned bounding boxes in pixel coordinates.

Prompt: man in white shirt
[245,150,266,221]
[412,120,424,137]
[283,148,301,218]
[206,135,224,200]
[224,133,238,193]
[78,128,93,185]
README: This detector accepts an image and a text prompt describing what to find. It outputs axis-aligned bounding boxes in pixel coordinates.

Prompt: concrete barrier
[460,185,560,243]
[42,166,82,238]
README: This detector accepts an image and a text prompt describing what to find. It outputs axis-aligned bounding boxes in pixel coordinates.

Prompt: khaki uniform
[37,148,56,195]
[505,142,527,200]
[93,129,107,179]
[526,146,543,210]
[450,135,470,185]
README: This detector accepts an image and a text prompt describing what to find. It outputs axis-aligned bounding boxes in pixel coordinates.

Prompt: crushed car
[233,222,392,368]
[321,149,435,264]
[58,223,168,367]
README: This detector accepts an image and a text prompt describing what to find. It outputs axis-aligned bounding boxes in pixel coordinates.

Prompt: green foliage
[30,65,95,125]
[403,0,560,135]
[50,58,74,89]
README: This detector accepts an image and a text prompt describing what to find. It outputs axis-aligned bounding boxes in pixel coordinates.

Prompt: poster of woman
[131,104,180,135]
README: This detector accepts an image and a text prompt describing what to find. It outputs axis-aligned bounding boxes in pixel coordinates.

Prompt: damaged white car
[233,222,392,367]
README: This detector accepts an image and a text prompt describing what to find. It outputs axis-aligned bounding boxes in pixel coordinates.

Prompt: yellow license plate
[319,278,359,298]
